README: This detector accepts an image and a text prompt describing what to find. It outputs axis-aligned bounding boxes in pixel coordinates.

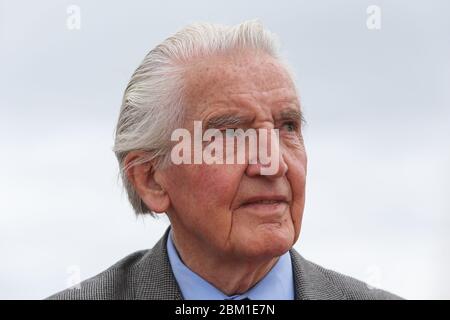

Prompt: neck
[170,228,279,296]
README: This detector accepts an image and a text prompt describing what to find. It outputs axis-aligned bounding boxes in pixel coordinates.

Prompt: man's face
[158,52,307,261]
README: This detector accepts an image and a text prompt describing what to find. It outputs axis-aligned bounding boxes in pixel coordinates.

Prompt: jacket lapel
[134,227,183,300]
[134,227,346,300]
[290,249,346,300]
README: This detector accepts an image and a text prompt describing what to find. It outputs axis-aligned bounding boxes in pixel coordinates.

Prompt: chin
[241,227,295,260]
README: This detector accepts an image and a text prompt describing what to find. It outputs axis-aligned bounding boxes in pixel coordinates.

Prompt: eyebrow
[203,108,306,130]
[204,114,252,130]
[276,109,306,127]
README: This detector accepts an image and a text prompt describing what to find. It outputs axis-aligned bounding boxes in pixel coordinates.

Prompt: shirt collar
[166,229,294,300]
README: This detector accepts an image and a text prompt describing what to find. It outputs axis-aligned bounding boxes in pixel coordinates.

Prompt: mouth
[241,199,286,206]
[239,195,289,209]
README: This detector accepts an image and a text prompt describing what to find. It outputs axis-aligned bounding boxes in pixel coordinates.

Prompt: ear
[123,151,170,214]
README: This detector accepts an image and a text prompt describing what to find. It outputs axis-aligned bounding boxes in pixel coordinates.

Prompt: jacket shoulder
[304,257,403,300]
[46,249,148,300]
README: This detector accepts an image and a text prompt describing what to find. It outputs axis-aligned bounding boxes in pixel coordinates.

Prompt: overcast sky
[1,0,449,299]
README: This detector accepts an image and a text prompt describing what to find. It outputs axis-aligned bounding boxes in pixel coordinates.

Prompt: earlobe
[148,186,170,214]
[149,172,171,213]
[123,151,170,214]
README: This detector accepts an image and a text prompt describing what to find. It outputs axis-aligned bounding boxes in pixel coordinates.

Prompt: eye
[223,128,244,137]
[282,121,298,132]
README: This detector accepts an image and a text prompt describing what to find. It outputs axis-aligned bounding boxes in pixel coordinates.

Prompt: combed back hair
[113,19,289,215]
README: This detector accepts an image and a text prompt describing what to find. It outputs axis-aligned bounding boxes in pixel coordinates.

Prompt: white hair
[113,19,286,215]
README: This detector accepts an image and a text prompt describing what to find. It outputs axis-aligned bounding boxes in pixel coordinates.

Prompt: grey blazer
[47,228,402,300]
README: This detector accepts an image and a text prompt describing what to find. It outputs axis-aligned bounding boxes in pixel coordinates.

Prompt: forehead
[182,52,298,119]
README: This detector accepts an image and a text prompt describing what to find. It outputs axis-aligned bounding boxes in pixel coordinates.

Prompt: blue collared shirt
[166,229,295,300]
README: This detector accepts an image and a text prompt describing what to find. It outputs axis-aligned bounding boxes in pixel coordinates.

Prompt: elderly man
[49,20,401,300]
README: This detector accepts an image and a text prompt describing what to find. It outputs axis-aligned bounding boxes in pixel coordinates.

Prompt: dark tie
[224,296,250,300]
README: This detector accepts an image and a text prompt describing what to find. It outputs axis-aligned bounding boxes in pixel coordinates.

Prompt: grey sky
[1,0,449,299]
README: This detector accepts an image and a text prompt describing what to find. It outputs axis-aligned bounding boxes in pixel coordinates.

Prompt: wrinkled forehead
[181,52,298,119]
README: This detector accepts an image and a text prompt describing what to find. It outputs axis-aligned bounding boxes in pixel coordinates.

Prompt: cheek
[194,164,245,207]
[165,164,246,245]
[284,150,307,237]
[167,164,245,211]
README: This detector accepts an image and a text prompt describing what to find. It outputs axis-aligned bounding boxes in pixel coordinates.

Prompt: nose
[245,128,288,179]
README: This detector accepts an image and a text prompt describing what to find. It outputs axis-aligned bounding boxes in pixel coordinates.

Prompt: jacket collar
[134,226,346,300]
[290,249,346,300]
[134,227,183,300]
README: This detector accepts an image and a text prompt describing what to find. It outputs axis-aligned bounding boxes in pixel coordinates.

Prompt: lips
[239,195,289,208]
